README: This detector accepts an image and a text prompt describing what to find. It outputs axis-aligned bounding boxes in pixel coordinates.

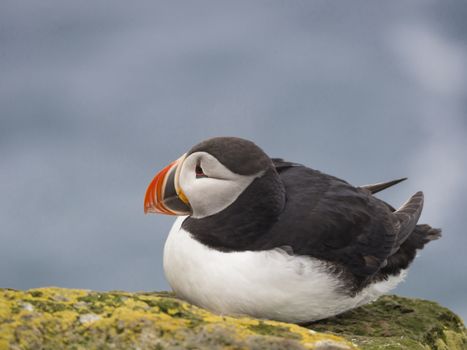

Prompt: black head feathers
[187,137,273,176]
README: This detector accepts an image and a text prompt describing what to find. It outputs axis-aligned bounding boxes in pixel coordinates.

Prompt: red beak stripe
[144,161,177,215]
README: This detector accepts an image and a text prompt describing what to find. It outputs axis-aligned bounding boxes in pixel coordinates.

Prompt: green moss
[77,292,123,308]
[248,321,301,340]
[27,299,68,313]
[76,292,128,314]
[136,295,203,327]
[146,297,180,313]
[28,291,43,298]
[309,295,466,349]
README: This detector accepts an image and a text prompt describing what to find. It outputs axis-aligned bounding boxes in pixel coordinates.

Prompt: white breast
[163,217,405,323]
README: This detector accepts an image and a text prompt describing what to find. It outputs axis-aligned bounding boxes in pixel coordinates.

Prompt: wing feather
[360,177,407,194]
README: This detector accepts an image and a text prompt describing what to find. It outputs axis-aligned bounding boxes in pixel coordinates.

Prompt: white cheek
[186,177,254,218]
[178,153,260,218]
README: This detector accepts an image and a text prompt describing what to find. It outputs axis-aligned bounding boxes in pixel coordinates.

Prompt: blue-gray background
[1,1,466,321]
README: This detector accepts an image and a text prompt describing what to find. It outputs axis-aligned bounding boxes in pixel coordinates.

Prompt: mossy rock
[0,288,464,350]
[308,295,466,349]
[0,287,356,350]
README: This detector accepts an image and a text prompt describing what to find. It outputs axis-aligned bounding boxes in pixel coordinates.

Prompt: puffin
[144,137,441,323]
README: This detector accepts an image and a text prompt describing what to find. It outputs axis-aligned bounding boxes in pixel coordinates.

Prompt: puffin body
[163,216,405,323]
[145,137,441,323]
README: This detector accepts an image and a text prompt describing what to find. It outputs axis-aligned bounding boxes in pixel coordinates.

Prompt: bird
[144,136,441,323]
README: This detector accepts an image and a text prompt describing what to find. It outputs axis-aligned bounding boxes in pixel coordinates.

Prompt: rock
[308,295,467,350]
[0,288,464,350]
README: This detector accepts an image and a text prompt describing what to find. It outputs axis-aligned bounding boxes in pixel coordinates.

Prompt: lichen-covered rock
[0,288,465,350]
[309,295,466,350]
[0,288,355,350]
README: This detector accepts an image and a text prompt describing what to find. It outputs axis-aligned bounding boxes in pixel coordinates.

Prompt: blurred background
[1,1,466,321]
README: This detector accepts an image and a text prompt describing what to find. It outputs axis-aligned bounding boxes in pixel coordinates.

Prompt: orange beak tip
[144,155,191,216]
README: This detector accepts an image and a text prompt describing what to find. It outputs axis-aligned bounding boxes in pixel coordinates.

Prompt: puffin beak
[144,154,192,216]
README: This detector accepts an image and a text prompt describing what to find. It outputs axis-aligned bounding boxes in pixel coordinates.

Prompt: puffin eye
[195,164,207,178]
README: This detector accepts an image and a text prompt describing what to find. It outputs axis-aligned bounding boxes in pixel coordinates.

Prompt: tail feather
[392,191,424,252]
[378,223,441,277]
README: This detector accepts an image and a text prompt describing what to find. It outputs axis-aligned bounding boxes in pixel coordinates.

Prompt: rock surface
[309,295,466,349]
[0,288,465,350]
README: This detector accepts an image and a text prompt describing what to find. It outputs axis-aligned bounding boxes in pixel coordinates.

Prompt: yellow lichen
[0,287,358,350]
[1,287,465,350]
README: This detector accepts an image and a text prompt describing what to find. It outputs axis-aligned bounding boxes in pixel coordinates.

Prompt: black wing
[264,163,423,282]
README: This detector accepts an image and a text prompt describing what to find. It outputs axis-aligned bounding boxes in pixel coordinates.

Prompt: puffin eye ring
[195,163,207,178]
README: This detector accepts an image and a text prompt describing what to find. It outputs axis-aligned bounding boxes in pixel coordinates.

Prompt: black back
[183,158,440,291]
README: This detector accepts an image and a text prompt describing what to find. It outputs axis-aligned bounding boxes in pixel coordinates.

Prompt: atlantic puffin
[144,137,441,323]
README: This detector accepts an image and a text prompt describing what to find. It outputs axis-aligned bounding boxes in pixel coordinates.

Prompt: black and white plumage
[144,137,441,323]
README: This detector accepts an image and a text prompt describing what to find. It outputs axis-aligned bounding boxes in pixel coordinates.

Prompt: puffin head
[144,137,275,219]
